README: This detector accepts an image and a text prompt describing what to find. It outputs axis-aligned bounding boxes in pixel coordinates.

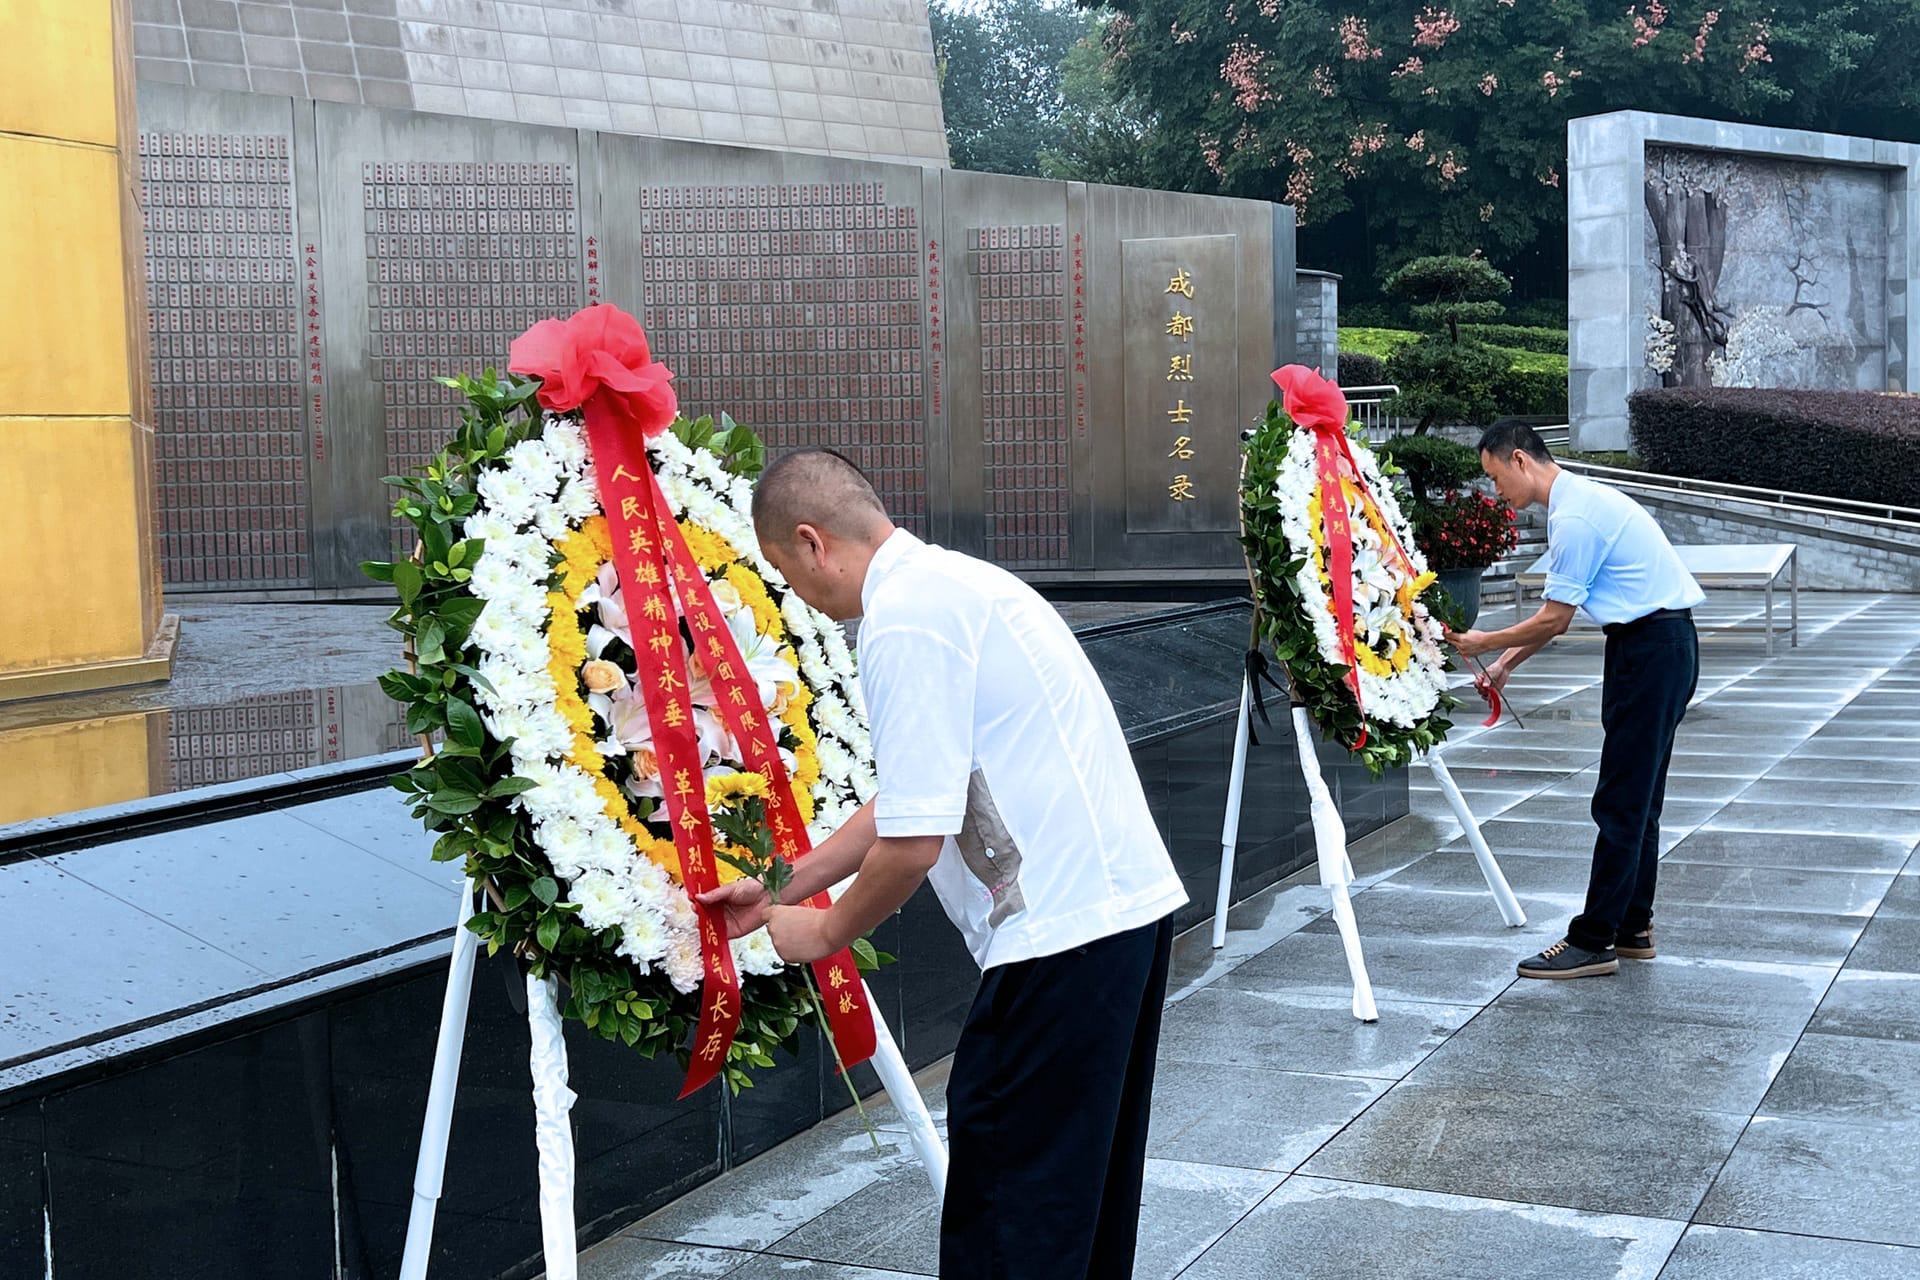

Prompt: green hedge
[1627,388,1920,509]
[1461,324,1567,354]
[1495,366,1568,416]
[1337,351,1389,386]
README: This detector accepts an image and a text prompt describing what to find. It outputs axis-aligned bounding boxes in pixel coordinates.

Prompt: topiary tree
[1382,254,1514,432]
[1384,336,1508,434]
[1384,255,1511,342]
[1376,432,1482,504]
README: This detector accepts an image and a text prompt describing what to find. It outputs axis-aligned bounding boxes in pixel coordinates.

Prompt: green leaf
[537,913,563,951]
[392,559,423,606]
[415,619,447,666]
[439,596,486,649]
[485,776,539,799]
[532,876,559,907]
[850,937,880,971]
[446,698,485,749]
[502,883,532,911]
[361,560,398,583]
[427,791,483,815]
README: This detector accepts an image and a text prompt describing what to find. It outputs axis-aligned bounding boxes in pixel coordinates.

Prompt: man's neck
[1538,462,1565,509]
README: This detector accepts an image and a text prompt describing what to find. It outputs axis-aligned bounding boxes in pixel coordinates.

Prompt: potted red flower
[1408,490,1518,627]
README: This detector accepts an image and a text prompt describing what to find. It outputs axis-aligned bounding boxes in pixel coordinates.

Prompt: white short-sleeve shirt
[857,530,1187,969]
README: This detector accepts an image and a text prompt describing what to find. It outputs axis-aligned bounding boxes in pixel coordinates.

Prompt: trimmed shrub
[1462,324,1567,355]
[1337,350,1388,386]
[1384,335,1507,430]
[1339,326,1420,360]
[1627,387,1920,509]
[1377,432,1482,501]
[1505,299,1568,328]
[1492,364,1568,416]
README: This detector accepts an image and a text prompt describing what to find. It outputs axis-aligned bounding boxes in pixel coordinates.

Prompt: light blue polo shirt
[1543,471,1705,627]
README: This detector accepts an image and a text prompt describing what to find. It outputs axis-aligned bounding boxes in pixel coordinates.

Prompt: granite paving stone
[1494,955,1834,1035]
[1697,1114,1920,1247]
[1179,1178,1685,1280]
[1156,988,1480,1079]
[1145,1062,1389,1172]
[1808,969,1920,1041]
[1656,1225,1920,1280]
[1661,828,1913,874]
[1757,1030,1920,1126]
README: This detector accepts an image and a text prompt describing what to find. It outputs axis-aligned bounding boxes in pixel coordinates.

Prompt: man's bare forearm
[815,836,943,953]
[784,798,878,902]
[1495,639,1550,676]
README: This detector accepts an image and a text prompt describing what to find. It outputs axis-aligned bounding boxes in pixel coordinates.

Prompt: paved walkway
[578,590,1920,1279]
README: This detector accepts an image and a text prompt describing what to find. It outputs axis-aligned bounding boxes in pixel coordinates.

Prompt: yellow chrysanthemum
[679,520,741,572]
[705,770,772,809]
[724,562,786,641]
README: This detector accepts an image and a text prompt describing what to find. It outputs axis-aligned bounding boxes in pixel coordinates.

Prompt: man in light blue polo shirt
[1450,423,1704,979]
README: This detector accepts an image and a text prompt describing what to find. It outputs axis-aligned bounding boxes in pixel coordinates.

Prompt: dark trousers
[1568,612,1700,952]
[939,915,1174,1280]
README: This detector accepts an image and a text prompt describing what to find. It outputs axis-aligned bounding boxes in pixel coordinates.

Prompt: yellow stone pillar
[0,0,176,701]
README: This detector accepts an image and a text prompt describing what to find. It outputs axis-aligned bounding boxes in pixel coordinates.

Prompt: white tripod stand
[396,882,948,1279]
[1209,667,1526,1022]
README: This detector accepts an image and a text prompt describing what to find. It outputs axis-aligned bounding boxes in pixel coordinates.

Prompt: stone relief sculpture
[1642,146,1882,392]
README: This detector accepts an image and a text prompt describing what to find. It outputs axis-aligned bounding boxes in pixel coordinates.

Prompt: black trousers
[1568,612,1700,952]
[939,915,1174,1280]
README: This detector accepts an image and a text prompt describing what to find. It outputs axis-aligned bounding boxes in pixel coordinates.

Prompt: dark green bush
[1492,366,1568,416]
[1377,433,1482,501]
[1384,256,1511,341]
[1628,388,1920,509]
[1462,324,1567,355]
[1505,299,1568,328]
[1384,335,1507,430]
[1338,350,1389,386]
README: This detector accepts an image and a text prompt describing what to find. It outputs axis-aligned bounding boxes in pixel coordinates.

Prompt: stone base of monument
[0,600,1405,1280]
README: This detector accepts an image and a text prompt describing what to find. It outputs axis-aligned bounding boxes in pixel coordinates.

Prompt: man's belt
[1602,607,1693,637]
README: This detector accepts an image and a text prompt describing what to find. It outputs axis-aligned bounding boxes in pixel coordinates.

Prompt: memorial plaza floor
[575,589,1920,1279]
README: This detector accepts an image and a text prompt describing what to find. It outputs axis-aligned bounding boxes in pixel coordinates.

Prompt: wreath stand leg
[1288,704,1380,1023]
[1424,751,1527,927]
[1209,672,1256,951]
[861,981,949,1201]
[526,971,579,1280]
[399,882,483,1280]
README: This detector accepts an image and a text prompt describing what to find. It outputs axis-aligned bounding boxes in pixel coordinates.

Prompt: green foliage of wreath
[1238,398,1460,778]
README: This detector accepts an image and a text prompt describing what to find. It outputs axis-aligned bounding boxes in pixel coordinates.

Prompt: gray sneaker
[1517,939,1619,980]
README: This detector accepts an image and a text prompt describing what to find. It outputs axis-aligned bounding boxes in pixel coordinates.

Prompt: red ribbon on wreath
[1271,365,1428,751]
[511,305,875,1097]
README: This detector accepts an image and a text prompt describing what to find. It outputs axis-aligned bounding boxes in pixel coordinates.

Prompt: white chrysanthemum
[732,928,784,977]
[476,465,540,526]
[463,509,520,547]
[618,908,669,964]
[570,870,637,932]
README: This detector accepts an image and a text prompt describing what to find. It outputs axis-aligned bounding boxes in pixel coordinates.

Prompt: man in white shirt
[700,448,1188,1278]
[1450,423,1704,980]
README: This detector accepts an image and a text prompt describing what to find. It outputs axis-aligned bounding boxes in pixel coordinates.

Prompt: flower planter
[1435,566,1484,629]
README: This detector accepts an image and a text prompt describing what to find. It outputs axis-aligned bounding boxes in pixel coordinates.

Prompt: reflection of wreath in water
[375,389,876,1089]
[1240,373,1458,775]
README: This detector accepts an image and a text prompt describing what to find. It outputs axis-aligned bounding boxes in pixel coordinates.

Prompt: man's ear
[794,523,827,562]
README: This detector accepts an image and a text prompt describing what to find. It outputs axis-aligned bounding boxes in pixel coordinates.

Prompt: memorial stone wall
[137,82,1296,596]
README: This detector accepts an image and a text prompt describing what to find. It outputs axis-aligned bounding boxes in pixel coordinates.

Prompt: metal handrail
[1340,384,1400,399]
[1563,459,1920,531]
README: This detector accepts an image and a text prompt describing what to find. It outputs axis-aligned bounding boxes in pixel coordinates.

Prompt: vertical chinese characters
[1166,268,1197,502]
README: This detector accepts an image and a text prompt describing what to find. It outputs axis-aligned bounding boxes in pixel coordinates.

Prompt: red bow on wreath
[511,305,877,1097]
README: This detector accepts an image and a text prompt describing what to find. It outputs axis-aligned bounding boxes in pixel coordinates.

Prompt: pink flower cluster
[1412,6,1461,49]
[1285,140,1315,212]
[1337,16,1381,61]
[1312,64,1338,97]
[1540,166,1562,188]
[1741,18,1772,71]
[1478,71,1498,95]
[1406,129,1427,152]
[1542,69,1565,97]
[1171,21,1196,44]
[1222,39,1273,112]
[1393,55,1425,78]
[1257,0,1281,19]
[1428,149,1467,183]
[1683,10,1719,64]
[1200,133,1225,179]
[1629,0,1668,48]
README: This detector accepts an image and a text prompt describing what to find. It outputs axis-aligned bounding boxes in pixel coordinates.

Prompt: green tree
[932,0,1097,176]
[1084,0,1920,296]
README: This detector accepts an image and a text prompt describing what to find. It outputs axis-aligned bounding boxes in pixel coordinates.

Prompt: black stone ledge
[0,748,422,865]
[0,932,452,1109]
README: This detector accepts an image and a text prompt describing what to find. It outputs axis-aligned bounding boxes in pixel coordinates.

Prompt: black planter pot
[1434,567,1485,629]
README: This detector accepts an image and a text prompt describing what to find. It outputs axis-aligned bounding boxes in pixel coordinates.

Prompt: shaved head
[752,448,892,549]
